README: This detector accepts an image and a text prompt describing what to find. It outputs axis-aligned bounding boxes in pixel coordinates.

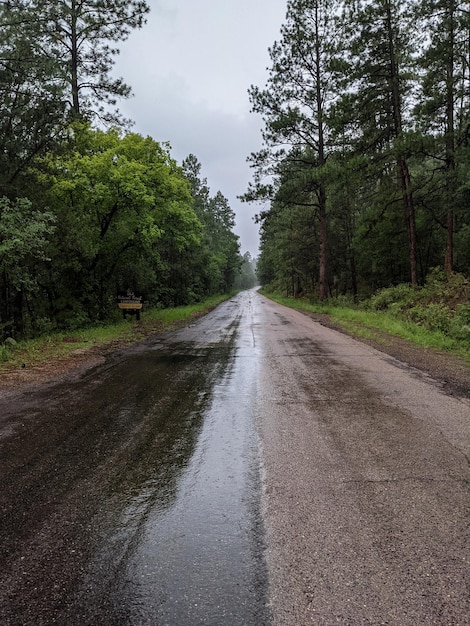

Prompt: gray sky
[114,0,288,256]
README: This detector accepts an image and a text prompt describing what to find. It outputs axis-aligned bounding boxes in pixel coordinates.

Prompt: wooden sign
[118,292,143,310]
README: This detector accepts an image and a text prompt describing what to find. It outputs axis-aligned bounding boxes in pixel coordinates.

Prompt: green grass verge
[0,293,231,370]
[261,292,470,363]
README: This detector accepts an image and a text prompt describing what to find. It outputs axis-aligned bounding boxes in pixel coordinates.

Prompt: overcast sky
[114,0,288,256]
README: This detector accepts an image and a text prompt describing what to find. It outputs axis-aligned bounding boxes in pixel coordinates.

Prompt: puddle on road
[72,342,267,625]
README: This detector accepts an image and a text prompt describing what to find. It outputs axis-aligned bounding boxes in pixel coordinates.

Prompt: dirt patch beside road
[0,342,112,400]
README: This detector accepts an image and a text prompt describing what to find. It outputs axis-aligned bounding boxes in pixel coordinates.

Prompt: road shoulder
[304,311,470,399]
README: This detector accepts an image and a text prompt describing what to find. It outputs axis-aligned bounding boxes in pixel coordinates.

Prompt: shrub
[0,344,13,362]
[407,303,452,334]
[361,271,469,345]
[367,283,416,311]
[449,304,470,343]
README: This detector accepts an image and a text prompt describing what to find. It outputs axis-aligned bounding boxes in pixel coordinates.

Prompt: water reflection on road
[0,292,268,625]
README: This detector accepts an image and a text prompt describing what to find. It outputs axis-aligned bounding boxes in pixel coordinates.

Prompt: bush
[407,303,452,334]
[449,304,470,343]
[361,271,469,344]
[0,344,13,362]
[367,283,416,311]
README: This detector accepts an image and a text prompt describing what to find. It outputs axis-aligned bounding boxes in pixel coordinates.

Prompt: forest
[245,0,469,300]
[1,1,468,342]
[0,0,257,341]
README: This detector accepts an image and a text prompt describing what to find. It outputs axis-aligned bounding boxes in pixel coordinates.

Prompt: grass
[261,291,470,363]
[0,293,231,371]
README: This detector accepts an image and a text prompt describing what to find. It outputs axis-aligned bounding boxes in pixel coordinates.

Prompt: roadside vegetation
[0,3,259,346]
[0,294,231,370]
[244,0,469,306]
[261,271,470,362]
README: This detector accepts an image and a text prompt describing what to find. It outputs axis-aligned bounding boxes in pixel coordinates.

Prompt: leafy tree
[37,125,201,321]
[0,197,55,337]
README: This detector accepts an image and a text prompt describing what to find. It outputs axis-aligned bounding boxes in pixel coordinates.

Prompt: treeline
[1,125,243,337]
[0,1,251,340]
[244,0,469,299]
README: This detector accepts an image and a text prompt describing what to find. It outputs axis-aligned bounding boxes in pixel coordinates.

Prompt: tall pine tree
[32,0,149,124]
[0,1,66,195]
[334,0,420,284]
[245,0,339,299]
[415,0,470,274]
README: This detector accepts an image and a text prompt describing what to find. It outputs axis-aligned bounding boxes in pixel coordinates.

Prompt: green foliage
[407,303,453,334]
[0,197,56,337]
[182,155,240,296]
[0,125,241,340]
[29,0,150,124]
[0,344,13,363]
[365,271,470,345]
[0,0,151,198]
[35,125,205,319]
[367,284,417,312]
[246,0,339,299]
[263,277,470,360]
[0,2,67,196]
[450,305,470,342]
[251,0,469,296]
[0,4,244,342]
[0,197,55,270]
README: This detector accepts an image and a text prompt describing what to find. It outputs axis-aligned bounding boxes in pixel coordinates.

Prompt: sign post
[118,291,143,320]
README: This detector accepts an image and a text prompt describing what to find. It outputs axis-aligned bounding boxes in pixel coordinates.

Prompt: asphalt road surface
[1,290,468,625]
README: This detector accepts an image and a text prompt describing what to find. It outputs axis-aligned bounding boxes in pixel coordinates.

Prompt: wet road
[1,290,469,625]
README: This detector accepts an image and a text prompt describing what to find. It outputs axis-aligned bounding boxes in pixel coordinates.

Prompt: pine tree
[334,0,420,284]
[245,0,339,300]
[183,155,240,294]
[0,1,66,195]
[415,0,470,274]
[32,0,149,124]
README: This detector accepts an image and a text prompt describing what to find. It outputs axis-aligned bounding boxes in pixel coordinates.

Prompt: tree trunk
[444,202,454,275]
[70,0,80,116]
[386,0,418,285]
[314,2,328,301]
[444,0,456,275]
[318,184,328,300]
[399,159,418,286]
